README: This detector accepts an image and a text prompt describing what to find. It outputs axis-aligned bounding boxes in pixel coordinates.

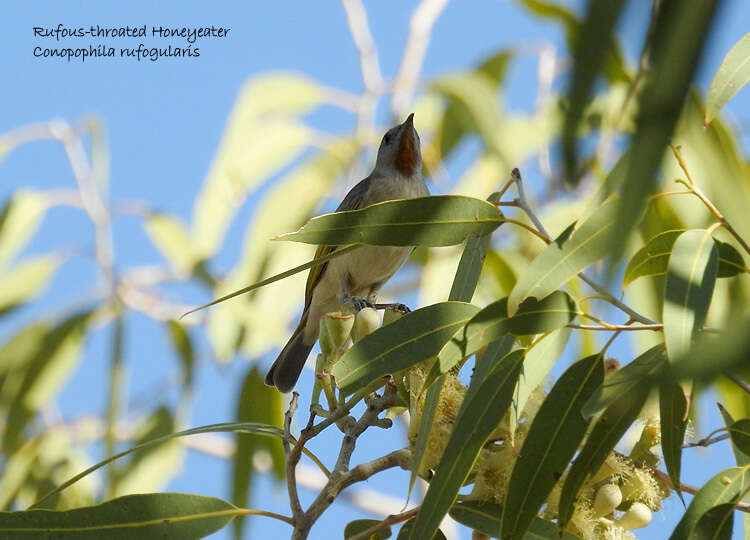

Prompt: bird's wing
[303,176,372,309]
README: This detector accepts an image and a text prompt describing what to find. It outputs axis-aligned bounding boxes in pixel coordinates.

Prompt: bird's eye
[383,132,393,145]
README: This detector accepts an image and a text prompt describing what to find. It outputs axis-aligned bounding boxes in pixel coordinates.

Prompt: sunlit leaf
[276,195,504,248]
[582,344,666,418]
[663,229,719,361]
[331,302,480,396]
[232,367,284,539]
[144,213,196,275]
[0,492,239,539]
[501,354,604,539]
[167,321,195,389]
[706,31,750,124]
[558,383,649,528]
[0,256,59,316]
[408,350,523,540]
[508,197,618,316]
[0,190,47,269]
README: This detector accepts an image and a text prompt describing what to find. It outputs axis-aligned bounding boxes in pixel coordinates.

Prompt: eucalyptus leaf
[276,195,504,248]
[688,502,736,540]
[501,354,604,539]
[660,377,689,500]
[345,519,391,539]
[449,500,581,539]
[0,190,47,270]
[706,31,750,124]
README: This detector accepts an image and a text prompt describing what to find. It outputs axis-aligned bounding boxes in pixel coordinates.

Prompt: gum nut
[593,484,623,517]
[617,502,652,530]
[383,307,405,326]
[319,312,355,354]
[352,307,381,342]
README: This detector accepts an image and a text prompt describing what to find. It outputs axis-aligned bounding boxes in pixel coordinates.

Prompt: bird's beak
[403,113,414,129]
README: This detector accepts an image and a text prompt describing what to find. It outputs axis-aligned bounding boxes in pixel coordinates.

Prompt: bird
[265,113,429,393]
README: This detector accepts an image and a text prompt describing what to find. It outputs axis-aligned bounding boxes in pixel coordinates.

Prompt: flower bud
[383,307,405,326]
[319,312,355,355]
[352,307,381,342]
[593,484,622,517]
[617,502,652,530]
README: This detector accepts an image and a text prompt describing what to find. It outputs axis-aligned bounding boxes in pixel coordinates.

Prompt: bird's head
[375,113,422,179]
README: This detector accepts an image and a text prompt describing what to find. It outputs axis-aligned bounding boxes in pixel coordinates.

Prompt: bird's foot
[373,302,411,314]
[343,295,375,311]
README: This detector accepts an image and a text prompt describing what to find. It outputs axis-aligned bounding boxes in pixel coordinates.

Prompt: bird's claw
[344,295,374,311]
[374,302,411,314]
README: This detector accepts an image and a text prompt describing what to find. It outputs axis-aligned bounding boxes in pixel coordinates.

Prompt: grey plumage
[266,114,429,392]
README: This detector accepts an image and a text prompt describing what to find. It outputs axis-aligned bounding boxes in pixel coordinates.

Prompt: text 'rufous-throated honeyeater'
[265,114,429,392]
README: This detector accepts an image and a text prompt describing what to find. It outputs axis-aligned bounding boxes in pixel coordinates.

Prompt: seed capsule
[617,502,652,530]
[319,312,355,355]
[352,307,381,342]
[593,484,622,517]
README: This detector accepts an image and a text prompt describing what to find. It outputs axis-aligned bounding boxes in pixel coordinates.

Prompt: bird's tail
[265,310,314,393]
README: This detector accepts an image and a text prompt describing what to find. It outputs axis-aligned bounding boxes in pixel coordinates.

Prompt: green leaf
[408,375,444,503]
[706,31,750,124]
[688,501,736,540]
[501,354,604,539]
[0,256,60,316]
[344,519,391,539]
[508,197,618,316]
[331,302,480,397]
[670,466,750,539]
[397,519,445,540]
[623,230,745,288]
[112,406,181,498]
[609,0,721,267]
[561,0,626,184]
[510,328,571,435]
[726,419,750,456]
[660,377,689,499]
[144,213,196,275]
[4,311,93,452]
[31,422,285,509]
[449,500,581,539]
[232,367,284,539]
[0,190,47,269]
[276,195,504,248]
[0,492,239,539]
[167,321,195,389]
[436,293,576,376]
[408,350,524,540]
[718,404,750,467]
[582,344,666,418]
[448,191,502,303]
[663,229,719,361]
[558,383,650,528]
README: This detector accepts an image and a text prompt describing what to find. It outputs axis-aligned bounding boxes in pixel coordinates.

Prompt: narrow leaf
[718,404,750,466]
[2,493,238,539]
[232,367,284,539]
[397,519,445,540]
[582,344,666,418]
[726,419,750,456]
[558,384,650,528]
[449,500,581,539]
[167,321,195,389]
[331,302,480,396]
[670,466,750,539]
[562,0,626,184]
[508,197,618,316]
[437,292,576,375]
[408,375,445,503]
[276,195,504,248]
[501,354,604,539]
[408,350,524,540]
[706,31,750,124]
[0,190,47,269]
[660,377,689,499]
[0,256,60,316]
[609,0,721,266]
[663,229,719,361]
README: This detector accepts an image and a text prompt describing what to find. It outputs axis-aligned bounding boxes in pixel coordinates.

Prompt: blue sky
[2,1,750,539]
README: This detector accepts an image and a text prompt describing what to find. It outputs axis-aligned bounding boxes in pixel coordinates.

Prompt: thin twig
[724,371,750,396]
[683,433,730,449]
[391,0,450,116]
[284,393,304,522]
[567,323,663,332]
